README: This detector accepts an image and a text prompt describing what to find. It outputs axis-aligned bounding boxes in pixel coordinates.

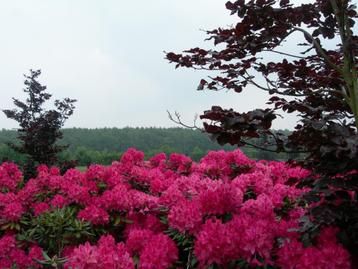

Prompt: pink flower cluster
[65,235,134,269]
[126,229,178,269]
[0,148,352,268]
[0,162,22,192]
[277,227,351,269]
[0,234,42,269]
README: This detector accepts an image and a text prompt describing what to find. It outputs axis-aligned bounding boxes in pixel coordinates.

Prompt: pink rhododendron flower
[33,202,50,216]
[138,234,178,269]
[197,149,253,180]
[8,248,32,269]
[129,190,159,210]
[276,239,305,268]
[194,218,240,267]
[77,205,109,225]
[86,164,106,181]
[0,234,16,257]
[28,245,43,268]
[2,201,24,221]
[148,152,166,167]
[167,153,192,174]
[168,199,203,234]
[50,194,69,208]
[99,183,132,211]
[126,229,156,255]
[63,168,86,184]
[0,258,12,268]
[115,243,135,269]
[0,162,22,192]
[96,235,134,269]
[0,235,43,269]
[251,172,274,194]
[277,237,351,269]
[0,192,17,207]
[124,212,164,235]
[230,215,276,263]
[199,182,243,215]
[16,179,40,201]
[65,242,99,269]
[61,182,91,204]
[120,148,145,167]
[65,235,135,269]
[147,168,172,194]
[266,161,310,185]
[240,194,275,219]
[275,208,304,240]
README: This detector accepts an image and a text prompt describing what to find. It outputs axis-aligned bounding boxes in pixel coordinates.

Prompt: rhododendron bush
[0,149,352,268]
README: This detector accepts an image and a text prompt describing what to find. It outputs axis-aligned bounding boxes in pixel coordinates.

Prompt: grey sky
[0,0,299,130]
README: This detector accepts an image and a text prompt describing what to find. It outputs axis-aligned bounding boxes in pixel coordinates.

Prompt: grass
[75,166,87,172]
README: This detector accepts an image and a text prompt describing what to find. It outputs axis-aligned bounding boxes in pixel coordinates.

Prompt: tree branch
[242,139,310,154]
[167,111,203,130]
[292,27,343,75]
[261,49,306,59]
[242,72,307,97]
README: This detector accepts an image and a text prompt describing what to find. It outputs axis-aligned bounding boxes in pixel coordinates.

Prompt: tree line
[0,127,295,166]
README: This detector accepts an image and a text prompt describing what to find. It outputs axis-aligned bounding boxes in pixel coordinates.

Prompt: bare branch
[261,49,306,59]
[167,110,203,131]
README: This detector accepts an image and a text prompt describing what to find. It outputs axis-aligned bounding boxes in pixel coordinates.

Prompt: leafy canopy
[167,0,358,174]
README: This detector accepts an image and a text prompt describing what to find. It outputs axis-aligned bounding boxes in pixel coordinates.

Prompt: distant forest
[0,127,296,166]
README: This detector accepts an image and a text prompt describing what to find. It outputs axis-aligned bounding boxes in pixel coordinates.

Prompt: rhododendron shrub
[0,148,352,268]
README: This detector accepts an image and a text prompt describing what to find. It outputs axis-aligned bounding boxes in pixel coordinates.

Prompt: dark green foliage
[18,207,93,256]
[165,227,195,268]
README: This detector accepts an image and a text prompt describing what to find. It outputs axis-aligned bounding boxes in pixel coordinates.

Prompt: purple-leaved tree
[166,0,358,266]
[3,70,76,179]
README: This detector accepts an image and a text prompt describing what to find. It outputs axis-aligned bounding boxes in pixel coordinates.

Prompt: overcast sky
[0,0,299,130]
